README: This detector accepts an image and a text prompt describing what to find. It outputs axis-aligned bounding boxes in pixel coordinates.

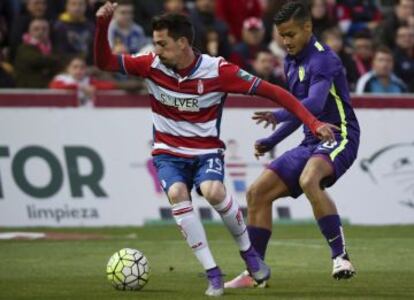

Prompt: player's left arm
[218,61,336,141]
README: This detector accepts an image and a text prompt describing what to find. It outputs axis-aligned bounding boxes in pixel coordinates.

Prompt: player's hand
[252,111,277,130]
[315,123,339,143]
[254,138,275,160]
[96,1,118,19]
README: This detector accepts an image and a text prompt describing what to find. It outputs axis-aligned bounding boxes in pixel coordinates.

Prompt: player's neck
[176,48,196,70]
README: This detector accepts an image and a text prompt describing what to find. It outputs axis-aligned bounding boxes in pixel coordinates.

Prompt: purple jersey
[272,35,360,145]
[264,36,360,197]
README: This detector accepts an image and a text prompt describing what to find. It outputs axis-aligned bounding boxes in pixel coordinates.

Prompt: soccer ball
[106,248,150,290]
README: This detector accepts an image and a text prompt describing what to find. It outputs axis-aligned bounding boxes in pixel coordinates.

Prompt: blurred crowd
[0,0,413,105]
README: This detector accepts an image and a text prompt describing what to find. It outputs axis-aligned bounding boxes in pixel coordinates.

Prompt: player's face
[153,29,184,68]
[275,19,312,56]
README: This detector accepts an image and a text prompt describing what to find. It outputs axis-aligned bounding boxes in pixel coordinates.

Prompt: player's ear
[177,36,188,50]
[303,20,312,34]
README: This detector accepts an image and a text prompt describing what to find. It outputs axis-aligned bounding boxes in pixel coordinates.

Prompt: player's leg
[153,154,223,296]
[225,146,315,288]
[200,180,250,251]
[247,169,290,257]
[247,146,309,260]
[195,154,270,284]
[299,155,355,279]
[199,179,271,285]
[224,169,290,288]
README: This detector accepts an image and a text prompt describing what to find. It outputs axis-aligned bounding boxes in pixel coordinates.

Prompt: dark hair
[61,54,86,72]
[254,48,274,60]
[273,1,311,26]
[375,45,393,57]
[152,13,194,45]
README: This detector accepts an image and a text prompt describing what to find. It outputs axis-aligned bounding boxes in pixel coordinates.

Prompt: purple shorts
[268,133,359,198]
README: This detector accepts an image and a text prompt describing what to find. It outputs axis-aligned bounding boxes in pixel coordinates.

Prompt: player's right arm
[94,1,153,76]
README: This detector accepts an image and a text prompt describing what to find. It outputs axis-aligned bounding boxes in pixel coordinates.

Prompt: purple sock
[247,225,272,259]
[317,214,347,259]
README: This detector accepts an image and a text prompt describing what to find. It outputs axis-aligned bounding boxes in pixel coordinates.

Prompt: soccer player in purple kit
[225,1,360,288]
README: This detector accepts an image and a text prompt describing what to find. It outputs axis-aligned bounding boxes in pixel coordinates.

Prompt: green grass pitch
[0,224,413,300]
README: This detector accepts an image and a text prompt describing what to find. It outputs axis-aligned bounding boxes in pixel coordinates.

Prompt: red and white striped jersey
[120,52,261,157]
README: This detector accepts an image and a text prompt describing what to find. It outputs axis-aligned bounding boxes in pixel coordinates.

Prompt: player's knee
[299,174,318,193]
[246,184,263,209]
[167,185,188,203]
[202,184,226,205]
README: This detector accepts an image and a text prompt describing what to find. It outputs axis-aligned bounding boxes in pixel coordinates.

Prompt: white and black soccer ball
[106,248,150,290]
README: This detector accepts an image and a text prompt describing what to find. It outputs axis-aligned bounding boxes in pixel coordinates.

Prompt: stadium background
[0,1,413,299]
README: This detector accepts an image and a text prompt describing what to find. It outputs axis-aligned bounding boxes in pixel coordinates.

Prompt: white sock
[172,201,217,270]
[213,194,251,251]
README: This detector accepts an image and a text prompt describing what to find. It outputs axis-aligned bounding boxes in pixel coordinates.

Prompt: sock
[317,214,347,259]
[172,201,217,270]
[247,225,272,259]
[213,194,251,251]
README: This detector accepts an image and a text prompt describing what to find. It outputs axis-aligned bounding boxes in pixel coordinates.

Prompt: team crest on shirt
[236,69,254,82]
[197,79,204,94]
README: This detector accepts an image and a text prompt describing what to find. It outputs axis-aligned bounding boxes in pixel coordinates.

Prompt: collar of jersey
[176,54,203,83]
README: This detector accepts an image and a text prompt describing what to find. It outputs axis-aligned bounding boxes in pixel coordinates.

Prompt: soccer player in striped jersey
[225,1,360,289]
[95,2,337,296]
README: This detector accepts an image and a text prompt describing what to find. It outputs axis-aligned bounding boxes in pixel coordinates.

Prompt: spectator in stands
[352,30,374,78]
[249,49,285,88]
[10,0,48,62]
[215,0,262,43]
[108,0,150,55]
[356,46,407,94]
[15,18,59,88]
[49,55,116,106]
[322,27,358,91]
[204,28,220,56]
[335,0,382,37]
[229,17,265,70]
[52,0,95,63]
[164,0,186,14]
[189,0,231,58]
[393,25,414,92]
[376,0,414,49]
[310,0,337,40]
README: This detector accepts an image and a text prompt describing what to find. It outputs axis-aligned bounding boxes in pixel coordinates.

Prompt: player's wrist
[309,119,323,135]
[256,136,277,150]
